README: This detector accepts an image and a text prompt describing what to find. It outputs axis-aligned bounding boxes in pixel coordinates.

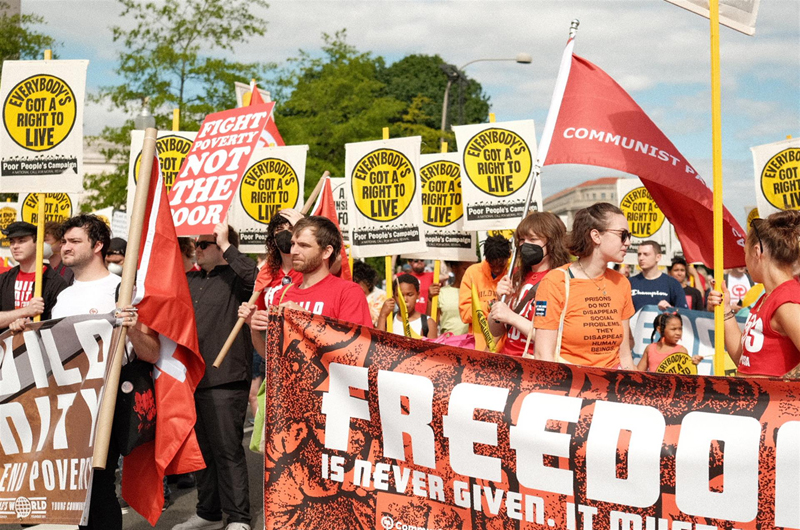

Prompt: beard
[293,252,323,274]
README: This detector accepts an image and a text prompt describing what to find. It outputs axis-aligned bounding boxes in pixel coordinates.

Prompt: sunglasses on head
[605,228,632,243]
[196,241,218,250]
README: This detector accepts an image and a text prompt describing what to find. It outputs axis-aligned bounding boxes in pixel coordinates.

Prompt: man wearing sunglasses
[628,240,688,312]
[180,218,256,530]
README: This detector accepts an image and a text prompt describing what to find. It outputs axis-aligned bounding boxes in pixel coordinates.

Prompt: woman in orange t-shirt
[533,203,637,370]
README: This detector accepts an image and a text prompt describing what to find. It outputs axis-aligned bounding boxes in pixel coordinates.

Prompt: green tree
[381,54,490,136]
[0,1,57,73]
[275,31,405,197]
[83,0,271,210]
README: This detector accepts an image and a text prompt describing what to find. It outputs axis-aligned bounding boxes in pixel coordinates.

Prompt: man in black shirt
[669,257,705,311]
[174,220,256,530]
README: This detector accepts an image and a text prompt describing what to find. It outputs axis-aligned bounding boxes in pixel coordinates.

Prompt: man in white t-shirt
[52,214,159,530]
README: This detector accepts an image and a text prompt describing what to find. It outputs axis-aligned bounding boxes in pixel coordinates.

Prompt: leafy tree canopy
[83,0,272,210]
[0,1,57,73]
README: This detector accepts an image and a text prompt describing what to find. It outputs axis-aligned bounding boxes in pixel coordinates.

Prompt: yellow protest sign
[420,159,462,227]
[21,193,73,224]
[620,186,666,238]
[0,206,17,248]
[656,352,698,375]
[759,147,800,210]
[351,148,416,222]
[3,74,76,151]
[239,158,300,223]
[133,134,193,193]
[746,207,760,228]
[462,128,531,198]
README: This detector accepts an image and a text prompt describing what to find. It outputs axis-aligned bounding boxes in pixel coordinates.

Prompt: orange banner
[265,308,800,530]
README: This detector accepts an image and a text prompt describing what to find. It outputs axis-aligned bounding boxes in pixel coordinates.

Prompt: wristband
[724,309,736,321]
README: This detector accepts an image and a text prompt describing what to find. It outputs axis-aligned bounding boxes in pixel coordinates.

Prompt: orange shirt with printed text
[534,264,634,368]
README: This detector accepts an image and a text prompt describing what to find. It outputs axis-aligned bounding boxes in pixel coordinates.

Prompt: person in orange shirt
[533,203,637,370]
[458,234,511,351]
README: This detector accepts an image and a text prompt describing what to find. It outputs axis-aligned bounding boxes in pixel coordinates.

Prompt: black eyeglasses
[605,228,632,243]
[750,218,763,251]
[196,241,218,250]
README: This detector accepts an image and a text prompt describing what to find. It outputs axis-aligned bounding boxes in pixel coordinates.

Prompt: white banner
[751,137,800,219]
[452,120,540,231]
[664,0,760,36]
[234,81,271,108]
[405,152,477,262]
[328,177,350,245]
[617,177,680,266]
[0,60,88,192]
[228,145,307,253]
[345,136,424,258]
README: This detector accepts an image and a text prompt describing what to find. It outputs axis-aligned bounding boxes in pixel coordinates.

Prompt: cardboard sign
[0,200,19,257]
[405,152,477,262]
[453,120,540,231]
[664,0,760,36]
[0,60,88,192]
[19,192,78,225]
[265,307,800,530]
[328,177,350,245]
[0,313,120,525]
[167,104,274,235]
[617,178,680,266]
[227,145,307,252]
[751,137,800,218]
[345,136,425,258]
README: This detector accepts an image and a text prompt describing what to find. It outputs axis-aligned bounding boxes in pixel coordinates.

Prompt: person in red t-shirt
[488,212,570,356]
[405,258,435,315]
[0,221,67,331]
[708,210,800,378]
[240,216,372,355]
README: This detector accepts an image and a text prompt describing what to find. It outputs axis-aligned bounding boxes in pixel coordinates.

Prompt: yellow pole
[489,113,496,123]
[172,108,180,132]
[383,127,394,333]
[33,48,53,323]
[709,0,725,377]
[429,140,448,319]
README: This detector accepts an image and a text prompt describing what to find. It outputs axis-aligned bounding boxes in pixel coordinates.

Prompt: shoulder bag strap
[554,267,571,363]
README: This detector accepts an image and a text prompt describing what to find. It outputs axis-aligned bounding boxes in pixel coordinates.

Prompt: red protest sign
[168,103,274,235]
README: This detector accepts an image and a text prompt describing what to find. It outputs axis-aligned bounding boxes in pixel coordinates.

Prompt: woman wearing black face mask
[489,211,569,356]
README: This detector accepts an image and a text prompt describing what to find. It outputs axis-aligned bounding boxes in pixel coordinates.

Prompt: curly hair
[61,214,111,259]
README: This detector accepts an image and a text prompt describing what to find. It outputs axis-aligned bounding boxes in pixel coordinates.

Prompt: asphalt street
[4,424,265,530]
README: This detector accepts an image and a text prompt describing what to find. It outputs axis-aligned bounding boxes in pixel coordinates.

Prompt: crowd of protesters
[1,200,799,529]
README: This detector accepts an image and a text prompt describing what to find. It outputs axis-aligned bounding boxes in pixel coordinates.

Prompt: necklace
[578,260,607,296]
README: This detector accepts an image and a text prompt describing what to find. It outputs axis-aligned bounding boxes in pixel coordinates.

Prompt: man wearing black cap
[0,221,67,331]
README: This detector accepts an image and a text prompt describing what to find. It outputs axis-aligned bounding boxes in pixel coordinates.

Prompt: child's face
[663,318,683,344]
[396,282,419,312]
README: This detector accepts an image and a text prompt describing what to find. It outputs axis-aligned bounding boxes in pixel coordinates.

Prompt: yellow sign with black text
[21,193,73,224]
[3,74,76,151]
[657,352,698,375]
[420,159,462,227]
[620,186,666,238]
[462,128,531,198]
[134,134,193,193]
[239,158,300,223]
[0,206,17,248]
[351,148,416,222]
[760,148,800,211]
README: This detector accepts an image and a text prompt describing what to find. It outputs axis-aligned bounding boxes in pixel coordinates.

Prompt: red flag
[250,80,285,148]
[122,156,206,525]
[311,176,351,281]
[538,39,746,268]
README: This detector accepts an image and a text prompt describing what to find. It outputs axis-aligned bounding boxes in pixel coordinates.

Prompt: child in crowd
[378,274,438,339]
[637,312,701,372]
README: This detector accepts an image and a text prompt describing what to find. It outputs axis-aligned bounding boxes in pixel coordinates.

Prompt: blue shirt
[628,272,688,311]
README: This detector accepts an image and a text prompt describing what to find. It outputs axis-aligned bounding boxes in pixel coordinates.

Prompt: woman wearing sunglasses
[533,202,638,370]
[707,210,800,378]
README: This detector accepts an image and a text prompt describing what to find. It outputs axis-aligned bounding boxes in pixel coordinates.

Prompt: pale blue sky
[25,0,800,227]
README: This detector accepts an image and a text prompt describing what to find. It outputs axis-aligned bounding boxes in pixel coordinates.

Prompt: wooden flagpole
[93,127,158,469]
[709,0,726,376]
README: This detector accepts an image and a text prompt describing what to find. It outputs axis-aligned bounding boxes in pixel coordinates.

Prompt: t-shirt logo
[535,300,547,317]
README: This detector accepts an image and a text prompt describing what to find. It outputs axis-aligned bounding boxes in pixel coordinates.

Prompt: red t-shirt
[409,271,434,315]
[14,270,36,309]
[503,270,549,357]
[256,268,304,310]
[738,279,800,377]
[274,274,373,328]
